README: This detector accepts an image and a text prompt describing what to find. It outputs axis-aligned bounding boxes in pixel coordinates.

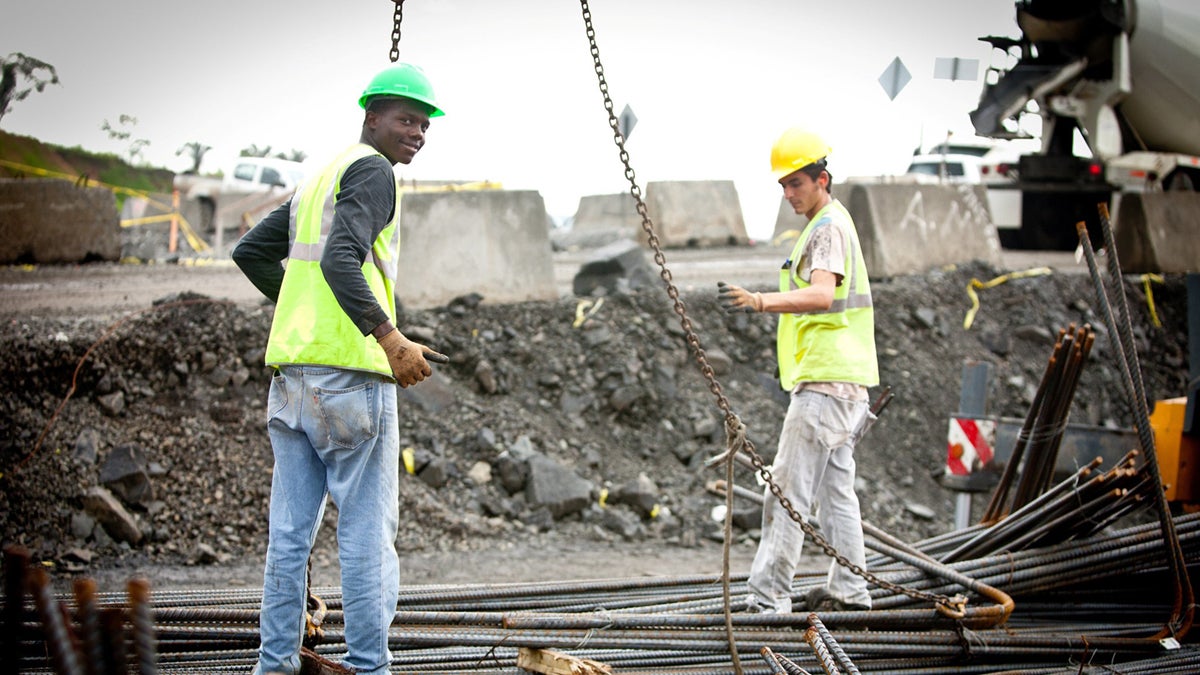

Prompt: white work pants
[747,388,872,613]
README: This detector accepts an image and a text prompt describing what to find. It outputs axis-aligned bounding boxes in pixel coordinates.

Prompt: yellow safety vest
[776,199,878,390]
[265,143,400,376]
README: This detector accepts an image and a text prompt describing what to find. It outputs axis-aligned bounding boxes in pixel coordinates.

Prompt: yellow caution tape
[177,217,210,253]
[177,258,235,267]
[0,158,155,200]
[573,298,604,328]
[1142,273,1164,328]
[120,212,209,253]
[963,267,1053,330]
[120,204,210,253]
[2,159,212,253]
[771,229,802,248]
[402,447,416,475]
[120,213,178,227]
[397,180,503,193]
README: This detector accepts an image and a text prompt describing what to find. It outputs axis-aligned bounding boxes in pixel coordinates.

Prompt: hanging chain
[389,0,405,63]
[577,0,955,613]
[579,0,730,416]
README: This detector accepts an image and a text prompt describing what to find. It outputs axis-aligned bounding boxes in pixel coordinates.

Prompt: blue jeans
[254,366,400,675]
[747,389,872,613]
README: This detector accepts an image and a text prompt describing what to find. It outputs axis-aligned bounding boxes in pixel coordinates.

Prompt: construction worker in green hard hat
[718,126,879,614]
[233,62,449,675]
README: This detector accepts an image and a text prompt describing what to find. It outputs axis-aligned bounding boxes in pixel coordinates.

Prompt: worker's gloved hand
[717,281,763,313]
[376,328,449,387]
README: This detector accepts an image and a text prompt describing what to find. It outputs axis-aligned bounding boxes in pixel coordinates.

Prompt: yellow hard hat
[770,127,831,180]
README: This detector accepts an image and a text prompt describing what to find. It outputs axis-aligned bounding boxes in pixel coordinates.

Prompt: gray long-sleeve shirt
[231,153,397,335]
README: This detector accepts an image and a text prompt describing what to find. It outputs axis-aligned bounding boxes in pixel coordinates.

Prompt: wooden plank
[516,647,613,675]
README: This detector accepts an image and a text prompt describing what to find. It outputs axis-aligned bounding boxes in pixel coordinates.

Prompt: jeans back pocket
[314,382,379,450]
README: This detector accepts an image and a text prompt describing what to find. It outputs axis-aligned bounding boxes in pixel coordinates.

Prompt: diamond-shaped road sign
[619,104,638,140]
[878,57,912,101]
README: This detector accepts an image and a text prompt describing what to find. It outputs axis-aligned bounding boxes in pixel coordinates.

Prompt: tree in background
[0,52,60,124]
[240,144,272,158]
[176,141,212,174]
[240,145,306,162]
[101,114,149,164]
[277,149,307,162]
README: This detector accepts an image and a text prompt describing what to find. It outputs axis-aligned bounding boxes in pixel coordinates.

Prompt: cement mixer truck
[971,0,1199,506]
[971,0,1200,271]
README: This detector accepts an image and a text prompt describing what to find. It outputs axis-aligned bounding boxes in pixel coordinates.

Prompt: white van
[222,157,306,193]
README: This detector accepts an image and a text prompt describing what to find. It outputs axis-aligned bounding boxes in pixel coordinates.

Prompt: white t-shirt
[796,218,847,286]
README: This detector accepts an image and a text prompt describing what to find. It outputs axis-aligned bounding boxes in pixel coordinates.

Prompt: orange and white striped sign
[946,417,995,475]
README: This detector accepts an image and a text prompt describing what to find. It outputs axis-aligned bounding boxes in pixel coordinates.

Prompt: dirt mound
[0,262,1189,584]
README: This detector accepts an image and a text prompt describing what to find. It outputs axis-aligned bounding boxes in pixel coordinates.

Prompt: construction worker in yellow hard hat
[717,126,879,614]
[233,63,450,675]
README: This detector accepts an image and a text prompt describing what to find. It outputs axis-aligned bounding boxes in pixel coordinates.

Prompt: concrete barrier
[1113,191,1200,273]
[643,180,749,248]
[771,182,1002,276]
[559,180,750,251]
[395,190,557,308]
[0,179,120,264]
[208,190,291,253]
[845,182,1001,277]
[119,192,176,261]
[554,192,641,250]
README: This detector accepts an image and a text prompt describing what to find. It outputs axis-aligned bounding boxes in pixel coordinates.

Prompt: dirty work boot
[805,586,869,612]
[743,593,777,614]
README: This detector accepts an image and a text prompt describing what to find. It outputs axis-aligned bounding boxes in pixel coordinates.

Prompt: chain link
[578,0,953,612]
[389,0,405,63]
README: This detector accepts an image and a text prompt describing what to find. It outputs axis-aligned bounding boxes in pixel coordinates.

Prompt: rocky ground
[0,254,1190,595]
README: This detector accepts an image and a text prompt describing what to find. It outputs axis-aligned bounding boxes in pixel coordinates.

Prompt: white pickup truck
[175,157,307,200]
[222,157,306,192]
[172,157,308,252]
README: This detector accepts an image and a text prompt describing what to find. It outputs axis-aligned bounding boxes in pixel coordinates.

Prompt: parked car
[222,157,306,193]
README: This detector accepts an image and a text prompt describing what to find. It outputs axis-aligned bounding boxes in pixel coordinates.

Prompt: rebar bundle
[982,323,1095,522]
[6,205,1196,673]
[6,505,1199,674]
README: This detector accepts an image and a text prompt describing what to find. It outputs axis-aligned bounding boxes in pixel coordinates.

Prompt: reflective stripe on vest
[265,143,401,375]
[775,199,879,390]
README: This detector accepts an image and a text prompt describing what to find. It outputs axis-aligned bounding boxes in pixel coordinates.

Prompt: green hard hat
[358,63,444,117]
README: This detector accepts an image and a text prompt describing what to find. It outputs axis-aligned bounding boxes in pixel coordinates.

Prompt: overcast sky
[2,1,1026,239]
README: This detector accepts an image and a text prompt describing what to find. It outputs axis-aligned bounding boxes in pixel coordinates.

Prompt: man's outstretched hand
[717,281,763,313]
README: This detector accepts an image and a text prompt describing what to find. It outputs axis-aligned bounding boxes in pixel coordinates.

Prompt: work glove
[717,281,763,313]
[376,328,449,387]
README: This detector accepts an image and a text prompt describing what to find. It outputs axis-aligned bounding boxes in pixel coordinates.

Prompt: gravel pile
[0,261,1189,583]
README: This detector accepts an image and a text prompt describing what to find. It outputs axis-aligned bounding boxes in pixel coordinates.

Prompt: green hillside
[0,129,174,194]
